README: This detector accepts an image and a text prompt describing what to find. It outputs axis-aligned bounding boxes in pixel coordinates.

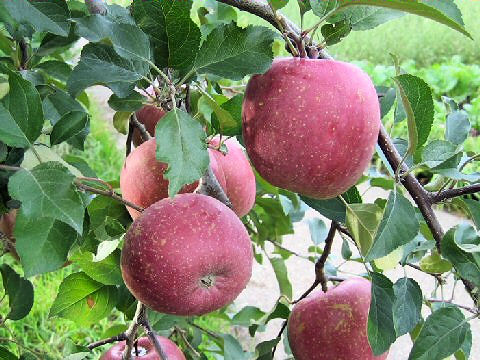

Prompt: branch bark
[195,165,232,209]
[431,184,480,203]
[87,333,127,350]
[85,0,107,15]
[130,113,151,142]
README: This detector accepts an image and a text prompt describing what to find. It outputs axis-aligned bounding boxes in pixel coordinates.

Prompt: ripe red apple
[287,277,388,360]
[121,193,253,316]
[100,336,186,360]
[133,105,165,147]
[242,58,380,199]
[209,137,256,217]
[120,138,256,219]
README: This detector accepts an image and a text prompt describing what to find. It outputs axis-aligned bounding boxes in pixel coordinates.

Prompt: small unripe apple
[133,105,166,147]
[287,277,388,360]
[100,336,186,359]
[120,139,198,219]
[121,193,253,316]
[243,58,380,199]
[209,137,256,217]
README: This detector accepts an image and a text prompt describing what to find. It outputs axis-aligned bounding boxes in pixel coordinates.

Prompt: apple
[208,137,256,217]
[287,277,388,360]
[133,105,165,147]
[121,193,253,316]
[100,336,186,360]
[120,138,256,219]
[242,58,380,199]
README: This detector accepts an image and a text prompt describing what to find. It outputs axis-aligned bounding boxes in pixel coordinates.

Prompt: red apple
[120,138,255,219]
[209,137,256,217]
[100,336,186,360]
[133,105,166,147]
[242,58,380,199]
[121,193,253,316]
[287,277,388,360]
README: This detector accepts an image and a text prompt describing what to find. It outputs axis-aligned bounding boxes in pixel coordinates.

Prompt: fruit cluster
[105,58,381,358]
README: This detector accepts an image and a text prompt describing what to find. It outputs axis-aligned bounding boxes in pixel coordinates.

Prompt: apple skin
[242,58,380,199]
[100,336,186,360]
[133,105,166,147]
[120,193,253,316]
[209,137,256,217]
[120,139,199,219]
[120,138,255,219]
[287,277,388,360]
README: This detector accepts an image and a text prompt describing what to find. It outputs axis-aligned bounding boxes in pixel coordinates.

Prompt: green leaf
[393,277,422,337]
[193,23,277,80]
[393,74,434,152]
[73,15,151,63]
[368,272,396,356]
[50,111,89,148]
[49,272,117,326]
[463,199,480,230]
[269,0,290,11]
[34,60,72,82]
[310,0,337,17]
[332,6,405,31]
[269,257,293,299]
[132,0,200,72]
[0,264,34,320]
[108,92,145,112]
[336,0,471,38]
[42,87,86,125]
[455,327,472,360]
[211,94,244,136]
[222,334,248,360]
[408,307,470,360]
[301,196,346,223]
[71,250,123,286]
[366,191,419,261]
[378,87,396,118]
[346,203,382,256]
[308,218,328,245]
[422,140,458,168]
[419,251,452,273]
[453,223,480,253]
[155,108,209,197]
[0,347,18,360]
[232,306,265,326]
[341,238,352,259]
[321,20,351,45]
[112,111,131,135]
[255,338,281,358]
[4,0,70,37]
[445,110,470,145]
[0,69,44,148]
[15,210,77,277]
[442,227,480,287]
[68,43,149,98]
[8,162,85,234]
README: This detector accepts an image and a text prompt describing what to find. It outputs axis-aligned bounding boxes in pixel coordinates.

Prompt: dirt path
[90,89,478,359]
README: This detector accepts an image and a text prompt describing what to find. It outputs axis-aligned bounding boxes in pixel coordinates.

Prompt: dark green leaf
[463,199,480,230]
[270,257,293,299]
[0,69,43,148]
[422,140,458,168]
[132,0,200,72]
[4,0,70,37]
[68,43,149,98]
[0,347,18,360]
[50,111,89,147]
[0,264,34,320]
[301,196,346,222]
[379,87,396,118]
[346,203,382,256]
[452,223,480,253]
[49,272,117,326]
[255,338,280,358]
[442,227,480,287]
[42,87,86,125]
[232,306,265,326]
[321,20,351,45]
[393,74,434,150]
[366,191,419,261]
[8,162,85,234]
[193,23,277,80]
[222,334,248,360]
[15,210,77,277]
[368,272,396,356]
[409,307,469,360]
[309,0,337,17]
[336,0,470,38]
[211,94,243,136]
[393,277,422,337]
[108,92,145,112]
[155,108,209,197]
[445,110,470,145]
[34,60,72,82]
[37,26,79,56]
[455,327,472,360]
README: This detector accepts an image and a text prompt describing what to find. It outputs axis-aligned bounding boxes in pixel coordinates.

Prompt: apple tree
[0,0,479,359]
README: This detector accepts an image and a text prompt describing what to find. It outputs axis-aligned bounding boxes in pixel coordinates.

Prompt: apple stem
[130,113,151,142]
[195,166,233,209]
[136,305,170,360]
[86,333,128,350]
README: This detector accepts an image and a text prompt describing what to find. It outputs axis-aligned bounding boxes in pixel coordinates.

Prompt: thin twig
[123,302,142,360]
[126,121,134,157]
[130,113,151,142]
[187,321,220,339]
[195,165,232,208]
[19,39,28,70]
[87,333,127,350]
[426,298,478,314]
[175,327,200,358]
[137,307,168,360]
[431,184,480,203]
[0,164,22,172]
[266,239,310,260]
